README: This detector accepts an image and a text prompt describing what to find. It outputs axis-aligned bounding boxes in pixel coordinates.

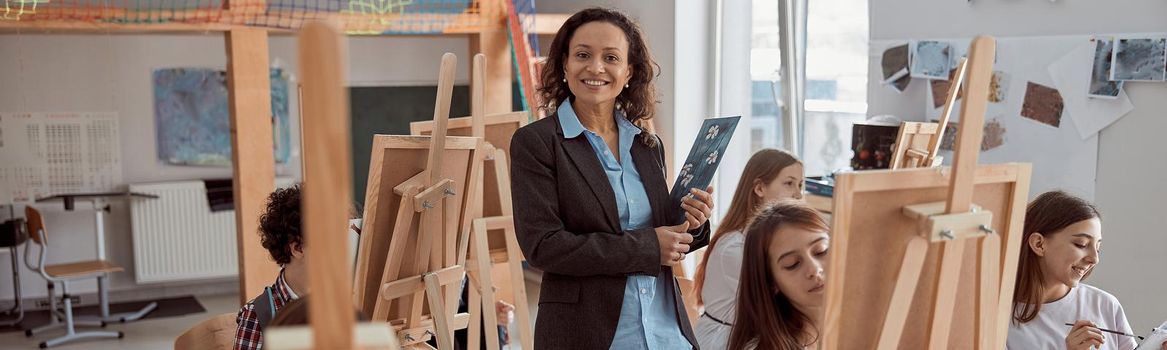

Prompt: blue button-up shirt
[558,100,690,350]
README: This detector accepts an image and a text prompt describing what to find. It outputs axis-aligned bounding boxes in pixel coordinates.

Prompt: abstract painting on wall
[153,68,291,166]
[1020,81,1064,128]
[1110,38,1166,82]
[1089,38,1123,98]
[910,40,952,80]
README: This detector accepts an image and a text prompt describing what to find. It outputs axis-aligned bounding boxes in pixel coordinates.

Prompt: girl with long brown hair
[1007,191,1136,350]
[725,200,828,350]
[693,148,803,349]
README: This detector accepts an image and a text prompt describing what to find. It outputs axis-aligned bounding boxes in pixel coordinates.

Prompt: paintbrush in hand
[1064,323,1145,340]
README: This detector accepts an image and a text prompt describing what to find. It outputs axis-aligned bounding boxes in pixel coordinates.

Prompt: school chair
[22,206,155,348]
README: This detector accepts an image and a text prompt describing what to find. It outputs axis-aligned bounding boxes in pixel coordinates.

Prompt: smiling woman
[509,7,716,350]
[1007,191,1138,350]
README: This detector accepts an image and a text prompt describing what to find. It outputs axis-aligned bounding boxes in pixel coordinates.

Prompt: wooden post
[471,0,513,114]
[225,24,278,305]
[299,21,355,349]
[929,36,995,349]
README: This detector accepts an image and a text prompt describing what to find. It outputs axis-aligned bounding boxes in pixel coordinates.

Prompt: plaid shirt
[234,269,298,350]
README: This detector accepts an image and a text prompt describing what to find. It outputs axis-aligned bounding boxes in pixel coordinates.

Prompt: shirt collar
[275,268,300,301]
[557,99,641,139]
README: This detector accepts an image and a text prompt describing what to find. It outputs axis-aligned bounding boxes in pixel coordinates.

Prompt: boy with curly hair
[232,184,314,350]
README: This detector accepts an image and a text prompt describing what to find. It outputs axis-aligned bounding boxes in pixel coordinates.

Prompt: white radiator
[129,181,238,283]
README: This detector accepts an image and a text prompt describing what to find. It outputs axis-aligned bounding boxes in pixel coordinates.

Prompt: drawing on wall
[1089,38,1124,98]
[881,43,911,92]
[929,68,963,108]
[932,69,1009,107]
[988,71,1011,103]
[1020,82,1064,128]
[910,40,952,80]
[1110,38,1167,82]
[935,118,1006,152]
[153,67,291,166]
[1048,39,1135,140]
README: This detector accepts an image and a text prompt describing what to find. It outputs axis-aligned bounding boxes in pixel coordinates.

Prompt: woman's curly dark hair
[259,184,302,265]
[538,7,661,146]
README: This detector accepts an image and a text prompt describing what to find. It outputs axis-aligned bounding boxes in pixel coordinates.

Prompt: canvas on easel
[351,53,486,349]
[888,121,941,169]
[410,54,534,350]
[821,36,1031,350]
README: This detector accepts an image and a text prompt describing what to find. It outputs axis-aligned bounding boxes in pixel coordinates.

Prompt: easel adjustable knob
[903,201,995,242]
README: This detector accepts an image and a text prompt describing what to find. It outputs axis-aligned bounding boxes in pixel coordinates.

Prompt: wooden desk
[36,192,158,211]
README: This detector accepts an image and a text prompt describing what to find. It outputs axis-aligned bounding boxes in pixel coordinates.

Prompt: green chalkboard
[349,84,523,210]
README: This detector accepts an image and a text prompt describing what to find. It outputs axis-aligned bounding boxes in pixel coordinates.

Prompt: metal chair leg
[25,282,61,337]
[36,288,121,348]
[73,275,157,324]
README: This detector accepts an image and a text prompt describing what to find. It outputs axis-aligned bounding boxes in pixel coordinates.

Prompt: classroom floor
[0,273,541,350]
[0,293,238,350]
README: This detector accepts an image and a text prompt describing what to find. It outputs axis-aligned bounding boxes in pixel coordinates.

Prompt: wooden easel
[821,36,1032,350]
[263,20,398,350]
[410,54,534,350]
[351,52,487,349]
[889,57,969,170]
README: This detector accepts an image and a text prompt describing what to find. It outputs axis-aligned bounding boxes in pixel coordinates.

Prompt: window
[749,0,868,176]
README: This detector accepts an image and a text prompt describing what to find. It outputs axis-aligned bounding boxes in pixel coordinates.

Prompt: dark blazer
[510,114,711,350]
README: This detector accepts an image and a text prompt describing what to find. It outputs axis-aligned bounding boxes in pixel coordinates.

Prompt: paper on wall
[1047,39,1135,140]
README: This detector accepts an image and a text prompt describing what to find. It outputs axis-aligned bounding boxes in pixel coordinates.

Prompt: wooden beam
[0,9,486,34]
[470,4,512,115]
[226,27,279,306]
[299,21,355,349]
[930,35,995,350]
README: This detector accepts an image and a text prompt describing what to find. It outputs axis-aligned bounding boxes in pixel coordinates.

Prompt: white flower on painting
[705,125,720,140]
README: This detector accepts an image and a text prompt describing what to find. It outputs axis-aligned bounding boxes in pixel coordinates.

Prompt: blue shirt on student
[557,100,690,350]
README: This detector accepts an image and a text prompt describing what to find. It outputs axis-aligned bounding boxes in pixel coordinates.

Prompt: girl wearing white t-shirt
[693,149,803,350]
[1008,191,1136,350]
[725,201,829,350]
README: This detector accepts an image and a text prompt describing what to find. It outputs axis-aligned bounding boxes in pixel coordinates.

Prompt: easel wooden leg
[928,240,966,349]
[374,188,421,321]
[977,233,1001,349]
[412,206,441,326]
[472,219,502,350]
[877,236,928,349]
[425,276,453,350]
[503,220,534,350]
[425,269,461,350]
[467,281,483,350]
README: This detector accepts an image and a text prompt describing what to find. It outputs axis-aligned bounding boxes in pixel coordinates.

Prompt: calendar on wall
[0,112,122,204]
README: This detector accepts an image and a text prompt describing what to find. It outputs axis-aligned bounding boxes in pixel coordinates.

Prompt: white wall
[537,0,679,163]
[868,0,1167,335]
[0,33,471,302]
